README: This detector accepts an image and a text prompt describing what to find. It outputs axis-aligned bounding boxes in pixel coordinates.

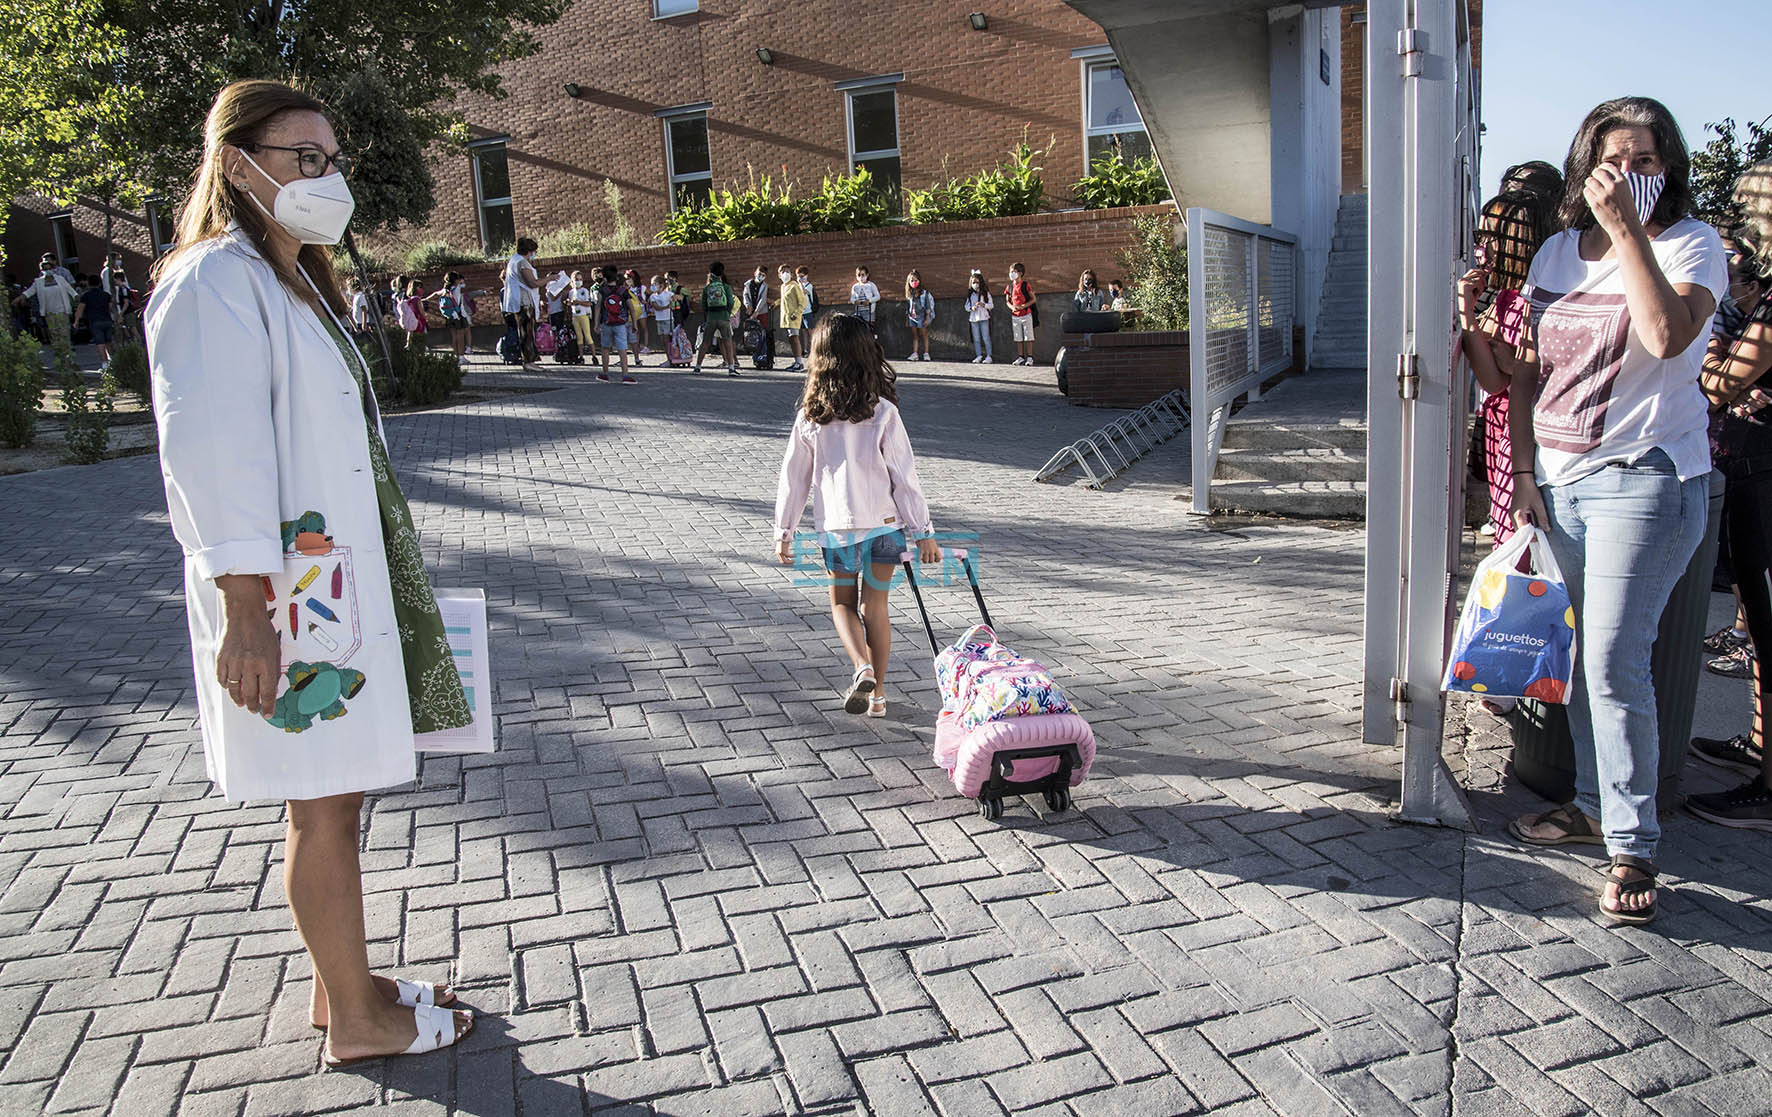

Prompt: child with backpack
[965,270,994,363]
[849,266,880,328]
[424,271,473,363]
[693,261,742,377]
[625,268,649,361]
[904,270,935,361]
[397,278,429,351]
[593,267,639,384]
[797,266,817,331]
[1005,262,1037,365]
[648,274,678,365]
[774,314,942,719]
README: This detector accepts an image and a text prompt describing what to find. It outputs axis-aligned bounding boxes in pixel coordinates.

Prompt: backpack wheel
[1044,786,1071,813]
[978,796,1003,821]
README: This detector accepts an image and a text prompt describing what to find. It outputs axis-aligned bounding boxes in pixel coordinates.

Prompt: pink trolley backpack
[901,551,1096,820]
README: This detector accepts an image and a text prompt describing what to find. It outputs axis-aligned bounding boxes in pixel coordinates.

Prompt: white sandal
[867,695,887,719]
[844,665,877,714]
[394,977,454,1008]
[323,1002,473,1068]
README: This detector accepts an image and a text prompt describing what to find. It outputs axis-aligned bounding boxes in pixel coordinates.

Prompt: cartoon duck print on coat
[269,660,367,733]
[282,510,334,555]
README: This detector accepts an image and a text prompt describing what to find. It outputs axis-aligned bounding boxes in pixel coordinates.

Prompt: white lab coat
[146,228,415,802]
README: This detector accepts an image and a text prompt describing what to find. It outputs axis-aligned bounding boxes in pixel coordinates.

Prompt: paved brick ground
[1,354,1769,1115]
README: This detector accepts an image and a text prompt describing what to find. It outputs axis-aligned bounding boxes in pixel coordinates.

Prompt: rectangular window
[846,87,901,208]
[48,212,77,266]
[145,199,175,257]
[1083,60,1152,167]
[653,0,697,16]
[664,112,712,211]
[471,141,516,253]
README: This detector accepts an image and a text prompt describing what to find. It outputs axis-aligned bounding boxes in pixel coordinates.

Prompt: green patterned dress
[321,318,473,735]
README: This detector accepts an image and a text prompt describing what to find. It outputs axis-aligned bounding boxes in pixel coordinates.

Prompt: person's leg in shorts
[782,326,802,370]
[855,531,907,714]
[599,323,631,380]
[90,320,114,363]
[1013,313,1035,363]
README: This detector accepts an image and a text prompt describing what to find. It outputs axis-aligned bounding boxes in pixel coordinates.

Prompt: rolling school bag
[554,320,583,365]
[901,550,1096,820]
[534,321,556,355]
[747,319,773,369]
[498,325,523,365]
[667,325,691,367]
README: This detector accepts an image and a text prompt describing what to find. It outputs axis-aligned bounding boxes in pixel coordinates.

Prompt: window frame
[652,0,697,17]
[661,109,713,212]
[843,81,902,204]
[469,138,515,252]
[1078,55,1150,167]
[47,211,77,266]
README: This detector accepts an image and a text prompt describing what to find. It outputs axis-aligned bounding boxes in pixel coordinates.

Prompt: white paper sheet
[415,588,496,754]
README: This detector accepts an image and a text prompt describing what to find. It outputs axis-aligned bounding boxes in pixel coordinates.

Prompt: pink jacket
[774,400,934,542]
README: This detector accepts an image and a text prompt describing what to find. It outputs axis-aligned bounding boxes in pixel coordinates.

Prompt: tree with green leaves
[1691,115,1772,230]
[3,0,571,257]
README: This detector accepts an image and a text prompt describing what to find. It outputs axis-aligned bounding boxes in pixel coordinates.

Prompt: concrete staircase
[1311,194,1368,369]
[1198,368,1369,519]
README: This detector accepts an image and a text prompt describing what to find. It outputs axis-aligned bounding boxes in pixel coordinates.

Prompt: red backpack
[601,284,629,325]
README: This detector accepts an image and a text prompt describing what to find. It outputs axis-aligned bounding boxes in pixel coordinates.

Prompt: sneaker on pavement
[1706,646,1755,679]
[728,366,741,377]
[639,346,652,355]
[622,375,638,384]
[596,373,611,382]
[1691,733,1764,776]
[1686,776,1772,830]
[1704,625,1750,654]
[907,352,918,361]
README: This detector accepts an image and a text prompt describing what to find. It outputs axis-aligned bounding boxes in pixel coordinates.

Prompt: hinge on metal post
[1397,28,1425,77]
[1396,353,1420,400]
[1391,677,1409,728]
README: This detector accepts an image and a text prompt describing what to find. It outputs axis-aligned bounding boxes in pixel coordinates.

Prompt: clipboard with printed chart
[415,588,495,754]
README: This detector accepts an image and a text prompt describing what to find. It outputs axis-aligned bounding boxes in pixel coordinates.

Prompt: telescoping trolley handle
[901,548,992,655]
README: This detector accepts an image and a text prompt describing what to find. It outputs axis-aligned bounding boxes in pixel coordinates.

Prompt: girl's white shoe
[844,665,877,714]
[867,695,887,718]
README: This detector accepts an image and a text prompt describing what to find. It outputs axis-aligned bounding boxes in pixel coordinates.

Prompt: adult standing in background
[1503,97,1728,925]
[501,236,540,362]
[145,78,474,1065]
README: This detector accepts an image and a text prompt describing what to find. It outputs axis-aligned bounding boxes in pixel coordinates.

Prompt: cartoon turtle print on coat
[280,510,334,556]
[268,660,366,733]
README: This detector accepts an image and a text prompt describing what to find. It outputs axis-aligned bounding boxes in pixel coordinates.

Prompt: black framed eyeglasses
[238,142,353,180]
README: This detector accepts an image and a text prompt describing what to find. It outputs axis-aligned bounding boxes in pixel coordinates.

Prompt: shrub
[403,240,484,273]
[106,341,151,400]
[659,205,724,246]
[800,168,893,234]
[1075,149,1170,209]
[712,170,800,241]
[536,222,601,258]
[907,138,1047,225]
[397,349,464,405]
[602,178,638,251]
[1119,213,1188,331]
[59,340,114,464]
[0,330,46,448]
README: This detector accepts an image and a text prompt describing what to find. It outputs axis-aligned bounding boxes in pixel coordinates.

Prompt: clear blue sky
[1481,0,1771,198]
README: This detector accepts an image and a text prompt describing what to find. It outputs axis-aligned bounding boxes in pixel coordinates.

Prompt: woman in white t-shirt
[1501,98,1728,926]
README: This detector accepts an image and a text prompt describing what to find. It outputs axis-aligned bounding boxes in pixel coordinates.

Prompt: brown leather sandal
[1599,854,1658,926]
[1507,803,1605,846]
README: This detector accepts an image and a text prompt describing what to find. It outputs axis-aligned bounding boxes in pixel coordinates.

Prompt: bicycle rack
[1033,389,1191,489]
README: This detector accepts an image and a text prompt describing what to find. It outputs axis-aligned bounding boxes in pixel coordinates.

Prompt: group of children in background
[355,257,1140,371]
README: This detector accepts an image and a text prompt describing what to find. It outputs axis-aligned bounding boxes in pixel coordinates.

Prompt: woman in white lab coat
[145,79,473,1066]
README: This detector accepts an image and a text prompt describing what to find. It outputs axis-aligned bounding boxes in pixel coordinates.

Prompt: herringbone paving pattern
[0,356,1767,1114]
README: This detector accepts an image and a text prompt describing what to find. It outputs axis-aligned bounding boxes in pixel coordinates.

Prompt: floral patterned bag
[934,624,1074,731]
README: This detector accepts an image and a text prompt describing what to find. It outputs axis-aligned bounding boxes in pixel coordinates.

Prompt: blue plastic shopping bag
[1442,526,1576,703]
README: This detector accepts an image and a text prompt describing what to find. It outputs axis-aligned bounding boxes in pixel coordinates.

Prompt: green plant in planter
[59,339,114,464]
[801,168,893,233]
[0,329,46,448]
[713,171,801,241]
[1119,213,1188,332]
[659,204,724,246]
[906,139,1049,225]
[1075,149,1170,209]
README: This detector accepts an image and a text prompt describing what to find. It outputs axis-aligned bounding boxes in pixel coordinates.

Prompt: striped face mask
[1625,171,1666,227]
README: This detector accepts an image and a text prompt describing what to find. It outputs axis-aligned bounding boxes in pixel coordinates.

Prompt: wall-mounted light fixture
[755,47,774,65]
[563,82,581,98]
[969,12,988,31]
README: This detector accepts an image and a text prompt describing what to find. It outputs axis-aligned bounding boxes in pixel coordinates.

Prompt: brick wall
[387,0,1112,259]
[1339,1,1481,195]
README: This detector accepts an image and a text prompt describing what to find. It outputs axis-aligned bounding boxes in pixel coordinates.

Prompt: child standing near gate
[774,315,942,719]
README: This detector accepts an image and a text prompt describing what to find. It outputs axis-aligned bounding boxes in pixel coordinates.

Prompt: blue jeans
[1541,448,1709,859]
[970,320,991,359]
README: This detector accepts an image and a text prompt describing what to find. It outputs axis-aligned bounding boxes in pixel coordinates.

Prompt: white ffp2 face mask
[241,151,356,245]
